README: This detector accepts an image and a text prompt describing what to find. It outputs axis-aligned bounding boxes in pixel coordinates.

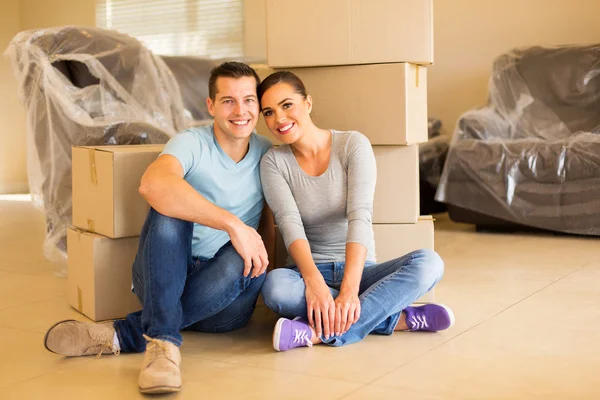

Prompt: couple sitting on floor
[44,62,454,394]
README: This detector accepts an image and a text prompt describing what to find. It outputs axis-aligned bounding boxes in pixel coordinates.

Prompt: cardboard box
[374,217,435,303]
[373,145,419,223]
[67,228,142,321]
[373,217,434,263]
[72,145,164,238]
[265,0,434,67]
[256,63,427,145]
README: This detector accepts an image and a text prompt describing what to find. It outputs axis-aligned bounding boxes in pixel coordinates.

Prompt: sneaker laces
[293,329,313,347]
[409,314,429,330]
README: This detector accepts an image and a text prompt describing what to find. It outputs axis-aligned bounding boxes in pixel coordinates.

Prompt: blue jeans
[114,208,265,353]
[261,249,443,347]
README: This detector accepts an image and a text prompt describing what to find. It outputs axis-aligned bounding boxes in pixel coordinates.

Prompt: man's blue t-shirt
[161,124,273,259]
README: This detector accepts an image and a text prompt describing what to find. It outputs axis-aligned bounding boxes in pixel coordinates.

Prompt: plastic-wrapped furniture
[436,44,600,235]
[5,26,190,266]
[420,134,450,215]
[161,55,219,122]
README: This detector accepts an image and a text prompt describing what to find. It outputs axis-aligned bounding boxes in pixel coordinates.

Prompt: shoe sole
[139,385,181,394]
[438,304,456,329]
[272,317,286,352]
[43,319,77,355]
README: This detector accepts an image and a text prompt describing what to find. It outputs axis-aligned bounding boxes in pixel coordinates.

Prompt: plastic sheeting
[436,44,600,235]
[162,55,218,121]
[5,26,189,270]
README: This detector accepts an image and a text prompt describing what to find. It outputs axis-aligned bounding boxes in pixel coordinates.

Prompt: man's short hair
[208,61,260,100]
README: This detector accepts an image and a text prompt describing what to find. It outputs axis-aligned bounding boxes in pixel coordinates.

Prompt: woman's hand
[334,290,361,335]
[305,277,336,339]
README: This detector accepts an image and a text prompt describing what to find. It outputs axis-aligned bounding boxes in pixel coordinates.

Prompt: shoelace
[90,328,120,358]
[410,314,429,330]
[143,334,176,364]
[293,329,313,347]
[95,342,120,358]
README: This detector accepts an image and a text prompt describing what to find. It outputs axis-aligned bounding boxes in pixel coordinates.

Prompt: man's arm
[139,154,268,276]
[139,154,239,231]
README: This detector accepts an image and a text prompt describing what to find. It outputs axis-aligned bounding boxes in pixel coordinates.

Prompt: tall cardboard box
[72,145,164,238]
[67,228,141,321]
[373,145,419,223]
[266,0,434,68]
[256,63,427,146]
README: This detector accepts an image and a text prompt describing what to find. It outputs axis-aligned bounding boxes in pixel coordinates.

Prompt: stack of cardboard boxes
[67,145,164,321]
[261,0,435,301]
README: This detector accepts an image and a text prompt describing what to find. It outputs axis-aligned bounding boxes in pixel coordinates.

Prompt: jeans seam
[145,213,158,337]
[183,275,254,326]
[359,252,417,305]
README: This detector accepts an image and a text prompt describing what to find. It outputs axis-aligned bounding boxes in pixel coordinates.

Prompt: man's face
[207,76,259,141]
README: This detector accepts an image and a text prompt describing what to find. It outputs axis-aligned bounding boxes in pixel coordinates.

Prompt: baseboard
[0,182,30,194]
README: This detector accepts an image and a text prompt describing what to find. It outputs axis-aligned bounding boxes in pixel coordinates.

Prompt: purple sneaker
[403,304,455,332]
[273,317,314,352]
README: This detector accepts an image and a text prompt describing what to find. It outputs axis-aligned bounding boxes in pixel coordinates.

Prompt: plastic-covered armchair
[436,44,600,235]
[5,26,188,267]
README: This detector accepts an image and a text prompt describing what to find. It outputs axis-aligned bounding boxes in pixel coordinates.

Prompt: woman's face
[260,82,312,144]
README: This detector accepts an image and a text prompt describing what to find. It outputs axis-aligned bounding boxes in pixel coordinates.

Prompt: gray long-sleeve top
[260,130,377,265]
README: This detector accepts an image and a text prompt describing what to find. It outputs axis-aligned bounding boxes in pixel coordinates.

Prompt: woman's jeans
[114,208,265,353]
[261,249,444,347]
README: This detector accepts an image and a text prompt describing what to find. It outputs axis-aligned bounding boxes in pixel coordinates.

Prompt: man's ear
[206,97,216,117]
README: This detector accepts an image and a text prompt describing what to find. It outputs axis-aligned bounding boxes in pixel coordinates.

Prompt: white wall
[429,0,600,134]
[0,0,96,194]
[0,0,27,193]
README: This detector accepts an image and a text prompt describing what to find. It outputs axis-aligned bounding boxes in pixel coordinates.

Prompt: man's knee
[148,208,193,244]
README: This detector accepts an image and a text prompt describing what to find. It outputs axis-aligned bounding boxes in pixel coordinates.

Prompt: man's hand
[228,221,269,278]
[334,290,361,336]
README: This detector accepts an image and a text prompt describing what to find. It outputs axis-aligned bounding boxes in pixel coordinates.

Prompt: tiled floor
[1,197,599,399]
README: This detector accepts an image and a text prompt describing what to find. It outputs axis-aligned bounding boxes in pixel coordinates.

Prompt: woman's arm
[260,152,336,339]
[337,132,377,334]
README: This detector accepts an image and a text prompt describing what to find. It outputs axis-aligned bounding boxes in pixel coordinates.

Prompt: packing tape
[77,286,83,313]
[415,65,420,88]
[87,219,95,232]
[89,149,97,185]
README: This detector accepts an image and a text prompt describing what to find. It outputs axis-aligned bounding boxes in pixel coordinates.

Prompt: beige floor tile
[342,384,456,400]
[0,297,90,333]
[0,271,66,311]
[0,326,89,388]
[0,198,63,277]
[181,305,455,384]
[372,267,600,400]
[2,200,600,397]
[5,352,361,400]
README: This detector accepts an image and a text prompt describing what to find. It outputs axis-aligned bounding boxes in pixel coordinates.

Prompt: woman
[258,71,454,352]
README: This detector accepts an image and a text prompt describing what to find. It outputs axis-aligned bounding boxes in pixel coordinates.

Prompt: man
[43,62,274,394]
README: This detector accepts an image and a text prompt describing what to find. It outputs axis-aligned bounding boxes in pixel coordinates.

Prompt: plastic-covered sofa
[436,44,600,235]
[4,26,219,266]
